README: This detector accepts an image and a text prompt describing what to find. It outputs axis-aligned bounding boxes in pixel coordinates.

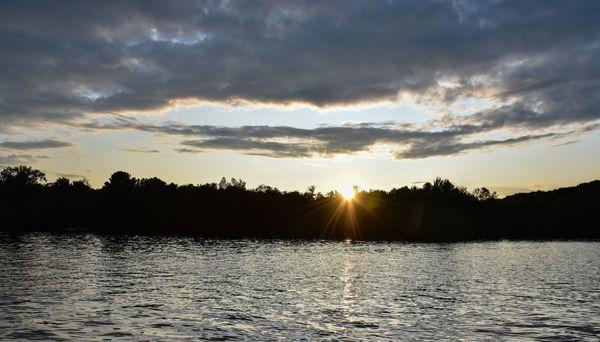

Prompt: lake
[1,233,599,340]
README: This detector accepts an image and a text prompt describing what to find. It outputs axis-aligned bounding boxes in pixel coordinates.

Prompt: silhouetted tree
[229,178,246,190]
[305,185,316,199]
[0,165,598,241]
[0,166,46,186]
[103,171,136,190]
[218,177,228,190]
[137,177,167,190]
[473,187,497,201]
[51,177,71,189]
[72,179,92,191]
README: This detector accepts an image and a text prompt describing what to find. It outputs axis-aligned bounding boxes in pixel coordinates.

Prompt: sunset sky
[0,1,598,195]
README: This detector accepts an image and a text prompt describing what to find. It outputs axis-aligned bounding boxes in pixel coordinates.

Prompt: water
[1,233,599,340]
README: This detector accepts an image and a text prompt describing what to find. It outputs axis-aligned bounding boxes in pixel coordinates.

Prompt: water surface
[1,233,599,340]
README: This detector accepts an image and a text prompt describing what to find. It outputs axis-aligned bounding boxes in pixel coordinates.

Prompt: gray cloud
[551,140,581,148]
[50,171,86,179]
[0,153,47,166]
[0,0,598,132]
[395,133,564,159]
[0,139,73,150]
[83,116,597,159]
[124,147,161,153]
[182,138,314,158]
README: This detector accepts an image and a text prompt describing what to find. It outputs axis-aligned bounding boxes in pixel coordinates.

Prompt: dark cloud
[0,139,73,150]
[83,116,597,159]
[0,0,598,132]
[395,133,564,159]
[182,138,314,158]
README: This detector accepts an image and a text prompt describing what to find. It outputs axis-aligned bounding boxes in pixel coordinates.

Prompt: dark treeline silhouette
[0,166,598,241]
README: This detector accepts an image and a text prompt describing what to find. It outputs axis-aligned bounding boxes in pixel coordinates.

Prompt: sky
[0,0,599,196]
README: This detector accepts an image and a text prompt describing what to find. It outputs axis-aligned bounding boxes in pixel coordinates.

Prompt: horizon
[3,164,598,199]
[0,1,598,197]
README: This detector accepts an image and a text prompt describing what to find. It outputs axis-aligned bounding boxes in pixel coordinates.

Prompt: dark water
[1,234,599,340]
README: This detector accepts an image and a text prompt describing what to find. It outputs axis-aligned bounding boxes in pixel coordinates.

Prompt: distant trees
[218,177,246,190]
[137,177,168,190]
[51,177,71,189]
[0,165,598,241]
[104,171,136,190]
[472,187,498,201]
[102,172,176,193]
[0,166,46,187]
[303,185,325,200]
[255,184,279,194]
[50,177,91,191]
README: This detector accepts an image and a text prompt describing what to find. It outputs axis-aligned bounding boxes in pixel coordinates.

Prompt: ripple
[0,234,599,340]
[101,331,133,337]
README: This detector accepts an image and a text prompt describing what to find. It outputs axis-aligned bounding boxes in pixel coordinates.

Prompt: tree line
[0,166,598,241]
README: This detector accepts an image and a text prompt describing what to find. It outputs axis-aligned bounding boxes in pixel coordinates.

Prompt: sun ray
[339,185,357,201]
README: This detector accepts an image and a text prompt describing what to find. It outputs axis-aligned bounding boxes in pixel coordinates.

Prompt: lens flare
[340,186,356,201]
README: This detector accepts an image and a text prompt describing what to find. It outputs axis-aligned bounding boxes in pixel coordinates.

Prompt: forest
[0,166,598,241]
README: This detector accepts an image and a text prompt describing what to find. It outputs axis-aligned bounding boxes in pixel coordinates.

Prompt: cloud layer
[0,1,598,161]
[0,139,73,150]
[0,1,598,128]
[82,116,595,159]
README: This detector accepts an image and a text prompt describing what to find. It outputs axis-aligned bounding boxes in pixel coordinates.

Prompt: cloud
[0,153,47,166]
[182,138,314,158]
[81,116,598,159]
[124,147,161,153]
[175,148,202,153]
[551,140,581,148]
[0,139,73,150]
[50,171,86,179]
[395,132,564,159]
[0,0,598,133]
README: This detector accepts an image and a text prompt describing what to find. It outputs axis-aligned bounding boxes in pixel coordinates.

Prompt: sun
[339,186,356,201]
